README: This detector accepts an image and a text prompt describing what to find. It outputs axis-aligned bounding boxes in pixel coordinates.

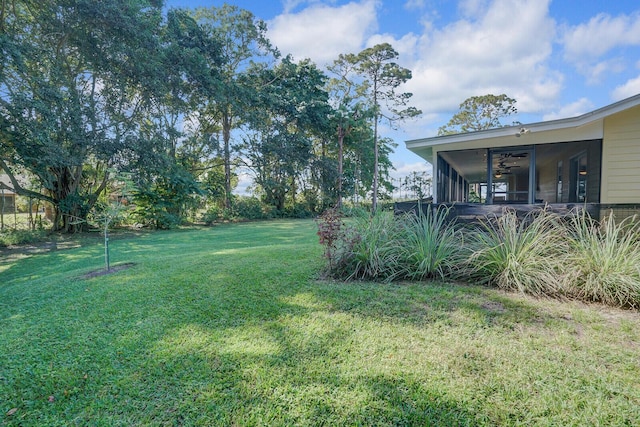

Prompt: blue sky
[165,0,640,184]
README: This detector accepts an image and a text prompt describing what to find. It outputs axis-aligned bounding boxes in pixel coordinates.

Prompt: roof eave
[407,92,640,150]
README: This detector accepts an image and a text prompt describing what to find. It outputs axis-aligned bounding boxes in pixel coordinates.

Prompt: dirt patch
[481,300,506,314]
[81,262,136,279]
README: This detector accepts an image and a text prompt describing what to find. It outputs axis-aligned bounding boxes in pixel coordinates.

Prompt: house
[405,93,640,219]
[0,174,18,213]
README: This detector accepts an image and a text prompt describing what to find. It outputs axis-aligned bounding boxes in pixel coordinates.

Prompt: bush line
[317,207,640,309]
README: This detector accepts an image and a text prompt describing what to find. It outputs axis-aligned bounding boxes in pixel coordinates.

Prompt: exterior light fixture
[515,127,530,137]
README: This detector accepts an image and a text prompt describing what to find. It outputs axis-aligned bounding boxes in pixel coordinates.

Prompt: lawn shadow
[308,278,555,331]
[353,373,483,426]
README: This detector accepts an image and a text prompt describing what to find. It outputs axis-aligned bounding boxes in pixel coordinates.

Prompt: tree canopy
[437,94,519,136]
[0,0,169,231]
[1,2,421,231]
[339,43,421,212]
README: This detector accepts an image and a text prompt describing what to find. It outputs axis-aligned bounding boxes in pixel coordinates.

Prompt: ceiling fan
[494,168,513,178]
[501,152,528,159]
[496,160,520,171]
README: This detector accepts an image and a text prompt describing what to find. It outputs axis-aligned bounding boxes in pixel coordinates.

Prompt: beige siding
[601,105,640,203]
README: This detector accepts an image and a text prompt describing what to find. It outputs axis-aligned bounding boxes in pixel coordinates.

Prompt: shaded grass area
[1,220,639,426]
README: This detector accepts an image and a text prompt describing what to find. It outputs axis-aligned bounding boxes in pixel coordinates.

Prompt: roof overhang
[406,93,640,163]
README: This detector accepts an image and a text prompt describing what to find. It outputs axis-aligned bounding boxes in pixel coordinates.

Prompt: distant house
[0,174,18,213]
[405,93,640,218]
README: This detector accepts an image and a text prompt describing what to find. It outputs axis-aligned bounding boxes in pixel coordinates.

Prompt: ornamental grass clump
[563,211,640,308]
[341,210,402,281]
[465,208,566,297]
[394,205,465,280]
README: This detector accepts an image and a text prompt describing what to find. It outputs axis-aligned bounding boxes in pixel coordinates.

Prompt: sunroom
[405,94,640,219]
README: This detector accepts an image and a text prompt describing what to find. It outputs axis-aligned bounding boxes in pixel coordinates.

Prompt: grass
[1,219,640,425]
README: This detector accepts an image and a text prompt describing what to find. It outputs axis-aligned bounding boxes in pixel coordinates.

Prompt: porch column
[486,149,493,204]
[529,147,536,204]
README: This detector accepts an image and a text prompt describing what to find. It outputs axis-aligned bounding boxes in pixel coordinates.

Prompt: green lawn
[1,220,639,426]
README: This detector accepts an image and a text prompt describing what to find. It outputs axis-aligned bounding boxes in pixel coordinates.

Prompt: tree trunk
[372,117,379,213]
[337,126,345,209]
[223,110,232,210]
[372,76,380,214]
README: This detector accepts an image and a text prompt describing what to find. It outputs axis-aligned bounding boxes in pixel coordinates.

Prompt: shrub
[339,204,369,218]
[234,197,271,220]
[316,207,345,272]
[465,208,566,296]
[0,228,48,247]
[283,202,314,219]
[201,206,223,225]
[201,198,273,223]
[395,205,465,280]
[340,210,402,281]
[563,211,640,308]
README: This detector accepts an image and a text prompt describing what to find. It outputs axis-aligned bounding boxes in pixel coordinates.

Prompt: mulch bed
[81,262,136,279]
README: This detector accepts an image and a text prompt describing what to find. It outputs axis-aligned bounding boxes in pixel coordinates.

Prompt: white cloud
[367,31,419,55]
[392,161,431,177]
[403,0,425,11]
[399,0,561,116]
[612,75,640,101]
[562,12,640,62]
[542,98,594,121]
[267,0,563,127]
[561,11,640,82]
[268,0,379,65]
[581,58,626,85]
[282,0,304,14]
[233,169,255,196]
[458,0,490,18]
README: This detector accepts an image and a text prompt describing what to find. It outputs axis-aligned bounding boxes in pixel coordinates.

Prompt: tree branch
[0,158,56,204]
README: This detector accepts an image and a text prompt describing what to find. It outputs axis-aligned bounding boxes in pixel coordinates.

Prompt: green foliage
[564,212,640,308]
[133,189,184,229]
[133,165,203,229]
[233,196,273,220]
[189,4,277,209]
[339,204,370,218]
[400,171,432,200]
[282,202,315,219]
[2,2,422,231]
[201,196,273,223]
[438,94,519,135]
[0,228,48,247]
[0,0,168,232]
[465,209,565,296]
[341,43,422,212]
[338,210,402,280]
[242,57,332,212]
[317,206,640,308]
[395,206,464,280]
[200,205,225,225]
[320,206,463,282]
